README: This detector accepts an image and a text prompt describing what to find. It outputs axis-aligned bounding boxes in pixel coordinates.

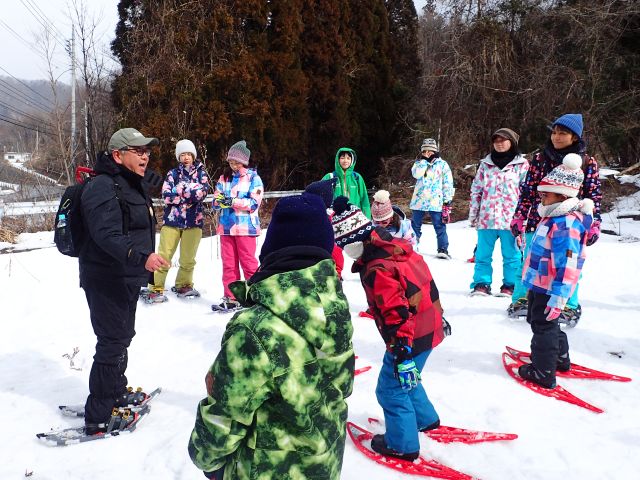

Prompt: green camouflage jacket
[189,258,354,480]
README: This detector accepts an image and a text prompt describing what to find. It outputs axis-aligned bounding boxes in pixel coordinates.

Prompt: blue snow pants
[470,229,520,289]
[411,210,448,251]
[512,232,580,309]
[375,349,438,454]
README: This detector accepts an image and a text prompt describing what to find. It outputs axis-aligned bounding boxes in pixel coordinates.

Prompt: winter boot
[507,298,528,318]
[85,407,138,435]
[370,434,419,461]
[172,285,200,299]
[436,249,451,259]
[558,304,582,328]
[518,364,556,389]
[211,297,242,313]
[470,284,491,296]
[495,284,514,297]
[419,419,441,432]
[557,352,571,372]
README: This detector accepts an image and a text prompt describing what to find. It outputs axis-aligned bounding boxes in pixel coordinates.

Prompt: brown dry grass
[0,214,55,244]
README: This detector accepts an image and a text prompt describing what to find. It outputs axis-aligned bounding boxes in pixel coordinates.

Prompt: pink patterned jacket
[469,154,529,230]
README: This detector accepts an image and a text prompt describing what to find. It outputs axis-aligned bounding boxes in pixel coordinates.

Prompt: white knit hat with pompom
[371,190,394,222]
[538,153,584,198]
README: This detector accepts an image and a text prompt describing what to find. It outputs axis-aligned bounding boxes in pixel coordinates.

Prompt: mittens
[442,203,452,224]
[510,215,525,237]
[586,220,600,246]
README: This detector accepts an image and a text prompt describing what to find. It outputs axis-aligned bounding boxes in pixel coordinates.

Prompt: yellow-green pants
[151,226,202,291]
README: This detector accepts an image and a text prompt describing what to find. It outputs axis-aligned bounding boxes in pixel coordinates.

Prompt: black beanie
[304,177,337,209]
[260,193,335,261]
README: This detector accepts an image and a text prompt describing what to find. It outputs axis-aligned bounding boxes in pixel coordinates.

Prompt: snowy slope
[1,217,639,479]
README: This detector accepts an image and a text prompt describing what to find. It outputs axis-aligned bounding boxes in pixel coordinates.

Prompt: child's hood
[334,147,358,174]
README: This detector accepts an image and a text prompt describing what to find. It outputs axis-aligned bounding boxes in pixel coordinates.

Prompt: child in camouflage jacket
[189,193,354,480]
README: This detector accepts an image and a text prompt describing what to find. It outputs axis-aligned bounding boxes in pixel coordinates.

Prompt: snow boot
[558,304,581,328]
[370,434,419,461]
[470,284,491,296]
[211,297,242,313]
[496,284,514,297]
[507,298,528,318]
[517,364,556,389]
[557,353,571,372]
[436,249,451,259]
[419,419,441,432]
[172,285,200,299]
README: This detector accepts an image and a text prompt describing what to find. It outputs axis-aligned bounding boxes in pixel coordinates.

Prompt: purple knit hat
[227,140,251,165]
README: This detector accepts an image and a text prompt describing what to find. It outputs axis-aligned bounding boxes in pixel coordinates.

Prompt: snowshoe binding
[211,297,242,313]
[140,288,168,304]
[172,285,200,299]
[507,298,528,318]
[558,304,581,328]
[84,406,143,436]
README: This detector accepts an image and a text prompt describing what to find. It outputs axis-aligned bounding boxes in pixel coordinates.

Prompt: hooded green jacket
[322,147,371,218]
[189,256,354,480]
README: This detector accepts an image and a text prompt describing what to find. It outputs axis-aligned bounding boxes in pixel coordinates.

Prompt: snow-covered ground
[1,212,639,479]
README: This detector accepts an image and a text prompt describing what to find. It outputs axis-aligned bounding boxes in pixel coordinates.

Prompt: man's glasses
[121,147,151,157]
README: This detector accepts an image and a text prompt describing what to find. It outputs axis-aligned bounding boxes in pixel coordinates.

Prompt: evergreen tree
[385,0,422,151]
[345,0,396,180]
[299,0,353,174]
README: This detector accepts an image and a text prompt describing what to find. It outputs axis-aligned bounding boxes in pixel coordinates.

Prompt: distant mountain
[0,75,71,123]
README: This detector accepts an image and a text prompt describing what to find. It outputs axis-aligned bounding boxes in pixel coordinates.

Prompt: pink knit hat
[227,140,251,166]
[538,153,584,198]
[371,190,394,222]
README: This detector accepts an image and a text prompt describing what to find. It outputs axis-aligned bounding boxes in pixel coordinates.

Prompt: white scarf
[537,197,594,218]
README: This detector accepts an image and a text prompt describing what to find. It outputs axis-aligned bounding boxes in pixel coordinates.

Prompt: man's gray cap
[108,128,159,151]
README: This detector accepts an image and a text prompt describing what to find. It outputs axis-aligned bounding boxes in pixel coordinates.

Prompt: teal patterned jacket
[189,258,354,480]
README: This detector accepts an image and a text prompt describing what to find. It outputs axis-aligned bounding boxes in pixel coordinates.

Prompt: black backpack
[54,166,128,257]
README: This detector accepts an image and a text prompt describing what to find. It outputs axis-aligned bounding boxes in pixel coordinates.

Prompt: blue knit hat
[260,193,334,261]
[552,113,583,139]
[304,178,337,209]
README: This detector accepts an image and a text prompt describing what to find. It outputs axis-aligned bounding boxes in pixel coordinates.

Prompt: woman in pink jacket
[468,128,529,296]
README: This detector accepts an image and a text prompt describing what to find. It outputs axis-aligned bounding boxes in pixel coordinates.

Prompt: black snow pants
[82,276,140,424]
[526,290,569,379]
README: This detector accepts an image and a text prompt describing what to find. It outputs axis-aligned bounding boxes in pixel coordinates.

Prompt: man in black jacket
[80,128,169,434]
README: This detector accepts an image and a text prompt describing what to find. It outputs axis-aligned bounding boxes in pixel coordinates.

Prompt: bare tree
[69,0,117,165]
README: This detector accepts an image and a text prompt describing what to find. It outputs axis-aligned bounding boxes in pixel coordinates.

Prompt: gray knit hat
[421,138,439,153]
[227,140,251,165]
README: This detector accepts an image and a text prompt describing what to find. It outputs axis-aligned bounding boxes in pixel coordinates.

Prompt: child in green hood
[322,147,371,218]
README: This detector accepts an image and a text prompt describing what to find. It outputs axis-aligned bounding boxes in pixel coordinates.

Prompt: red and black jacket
[352,228,445,356]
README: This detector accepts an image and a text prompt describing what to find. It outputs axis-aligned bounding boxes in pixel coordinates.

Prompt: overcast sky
[1,1,428,82]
